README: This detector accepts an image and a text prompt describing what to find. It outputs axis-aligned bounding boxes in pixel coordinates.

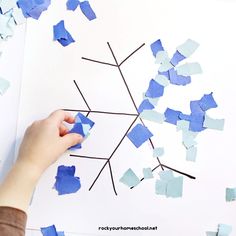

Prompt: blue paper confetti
[145,79,164,98]
[41,225,58,236]
[69,112,95,149]
[119,168,140,187]
[226,187,236,202]
[199,92,218,111]
[127,124,153,148]
[164,108,181,125]
[80,1,96,21]
[169,68,191,86]
[53,20,75,47]
[17,0,51,20]
[150,39,164,57]
[66,0,80,11]
[170,50,186,66]
[138,99,155,113]
[54,165,81,195]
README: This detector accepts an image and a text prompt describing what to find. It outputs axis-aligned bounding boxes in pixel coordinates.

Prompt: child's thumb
[62,133,83,149]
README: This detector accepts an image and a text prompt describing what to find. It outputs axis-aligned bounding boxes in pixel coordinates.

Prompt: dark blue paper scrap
[164,108,181,125]
[41,225,57,236]
[53,20,75,47]
[54,165,81,195]
[189,114,206,132]
[190,100,205,115]
[17,0,51,20]
[76,112,95,128]
[145,79,164,98]
[138,99,155,113]
[199,92,218,111]
[80,1,96,21]
[170,50,186,66]
[169,68,191,86]
[66,0,80,11]
[179,113,191,121]
[151,39,164,57]
[127,124,153,148]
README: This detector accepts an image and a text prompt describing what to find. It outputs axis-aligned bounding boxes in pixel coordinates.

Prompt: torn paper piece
[69,112,95,149]
[176,62,202,76]
[54,165,81,195]
[12,7,26,25]
[66,0,80,11]
[119,168,140,188]
[153,147,164,157]
[158,70,170,80]
[155,50,169,64]
[189,114,206,132]
[140,110,165,124]
[17,0,51,20]
[0,13,15,40]
[127,124,153,148]
[158,59,174,72]
[155,179,167,195]
[154,74,170,87]
[176,39,199,58]
[166,176,183,198]
[226,188,236,202]
[150,39,164,57]
[179,113,191,121]
[206,232,217,236]
[182,131,197,149]
[159,170,174,181]
[186,146,197,162]
[142,93,159,106]
[41,225,58,236]
[145,79,164,98]
[176,120,190,132]
[203,115,225,131]
[170,50,186,66]
[199,92,218,111]
[169,68,191,86]
[138,99,155,113]
[80,1,96,21]
[0,77,10,95]
[53,20,75,47]
[0,0,16,14]
[218,224,232,236]
[164,108,181,125]
[57,232,65,236]
[190,100,205,115]
[143,168,154,179]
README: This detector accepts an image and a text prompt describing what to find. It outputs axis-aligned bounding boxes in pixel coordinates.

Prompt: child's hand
[17,110,82,176]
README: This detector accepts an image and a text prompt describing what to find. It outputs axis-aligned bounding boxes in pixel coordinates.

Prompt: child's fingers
[59,123,69,136]
[61,133,83,149]
[48,110,75,125]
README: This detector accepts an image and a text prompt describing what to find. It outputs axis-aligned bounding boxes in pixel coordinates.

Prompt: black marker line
[119,43,145,67]
[63,109,138,117]
[89,161,109,191]
[162,164,196,179]
[81,57,117,67]
[108,160,118,195]
[70,154,108,161]
[73,80,91,111]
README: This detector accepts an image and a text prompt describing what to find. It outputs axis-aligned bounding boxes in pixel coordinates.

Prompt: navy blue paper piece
[164,108,181,125]
[158,70,170,80]
[53,20,75,47]
[169,68,191,86]
[145,79,164,98]
[17,0,51,20]
[41,225,58,236]
[80,1,96,21]
[54,165,81,195]
[66,0,80,11]
[170,50,186,66]
[150,39,164,57]
[138,99,155,113]
[127,124,153,148]
[199,92,218,111]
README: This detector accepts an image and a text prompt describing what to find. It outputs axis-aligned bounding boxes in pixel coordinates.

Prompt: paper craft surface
[15,0,236,235]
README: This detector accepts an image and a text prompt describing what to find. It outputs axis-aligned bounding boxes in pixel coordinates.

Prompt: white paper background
[15,0,236,235]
